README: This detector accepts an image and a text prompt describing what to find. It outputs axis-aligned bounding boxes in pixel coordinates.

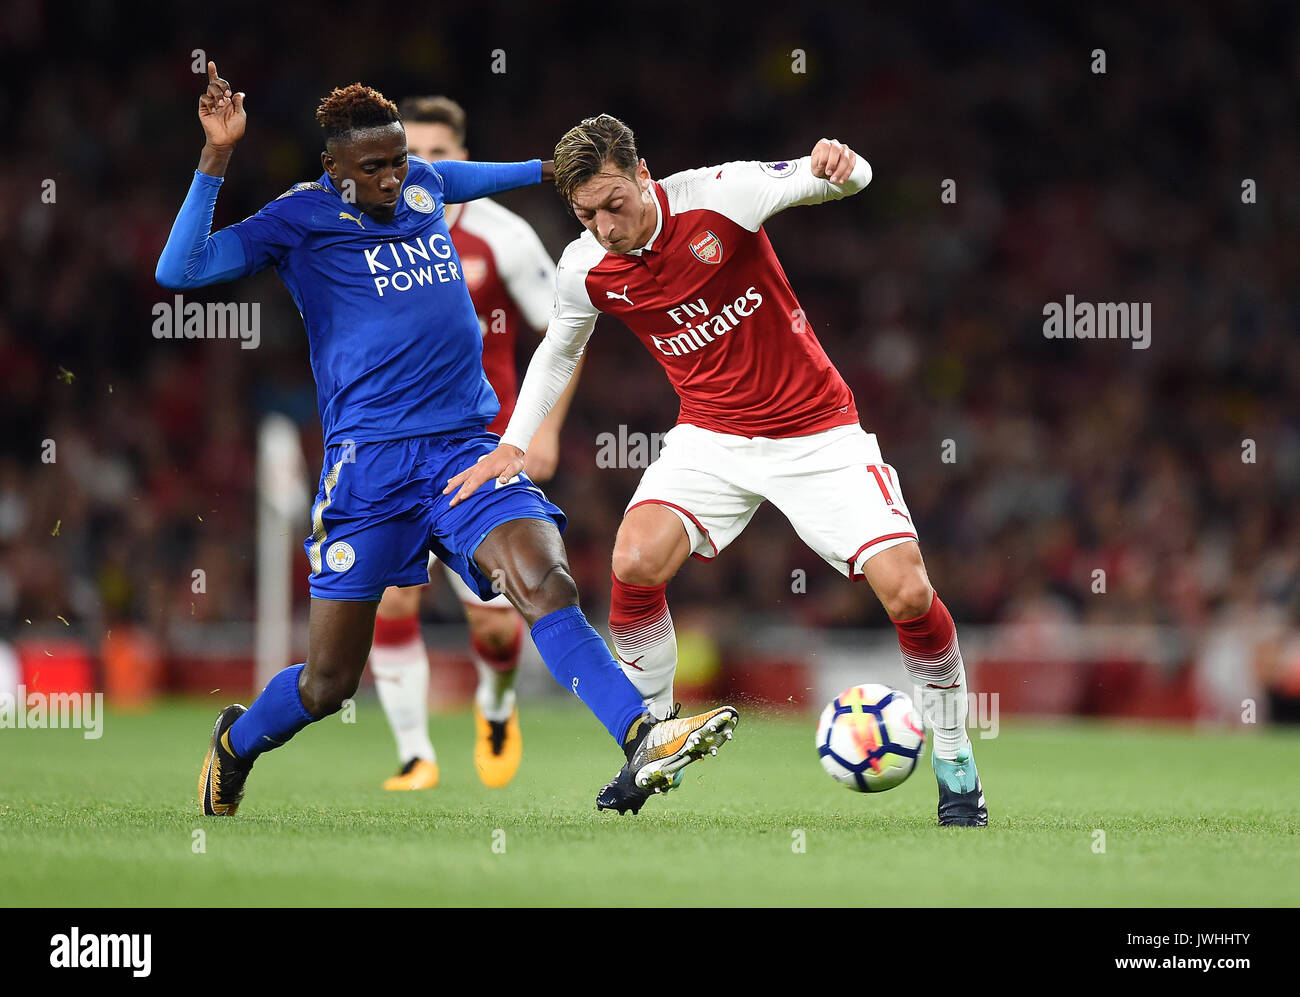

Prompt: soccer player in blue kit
[157,62,738,817]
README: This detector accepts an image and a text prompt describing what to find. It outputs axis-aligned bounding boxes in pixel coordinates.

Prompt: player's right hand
[810,138,856,185]
[443,445,526,507]
[198,61,246,147]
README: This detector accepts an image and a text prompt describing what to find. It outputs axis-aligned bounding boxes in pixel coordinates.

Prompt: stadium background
[1,0,1297,724]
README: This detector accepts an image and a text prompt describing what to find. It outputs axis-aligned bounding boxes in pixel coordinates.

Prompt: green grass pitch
[1,698,1296,906]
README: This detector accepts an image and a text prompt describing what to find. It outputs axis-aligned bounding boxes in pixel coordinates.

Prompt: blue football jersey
[224,156,540,446]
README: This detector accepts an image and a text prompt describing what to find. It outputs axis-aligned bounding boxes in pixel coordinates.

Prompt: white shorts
[625,423,918,580]
[426,553,513,609]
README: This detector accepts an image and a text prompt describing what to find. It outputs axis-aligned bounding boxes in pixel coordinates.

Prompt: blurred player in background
[159,68,739,818]
[370,96,582,792]
[447,115,986,825]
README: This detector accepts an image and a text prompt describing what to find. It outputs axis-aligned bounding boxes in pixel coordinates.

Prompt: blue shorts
[303,433,566,602]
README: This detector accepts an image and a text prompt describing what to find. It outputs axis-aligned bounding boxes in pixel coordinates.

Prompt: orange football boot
[383,757,440,791]
[474,704,522,787]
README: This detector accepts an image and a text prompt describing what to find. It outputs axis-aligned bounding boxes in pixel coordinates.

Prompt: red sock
[609,573,677,718]
[374,612,420,647]
[471,615,524,673]
[892,593,962,687]
[609,573,672,666]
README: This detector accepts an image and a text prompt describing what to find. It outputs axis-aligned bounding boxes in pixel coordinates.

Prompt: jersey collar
[628,182,668,255]
[318,172,411,225]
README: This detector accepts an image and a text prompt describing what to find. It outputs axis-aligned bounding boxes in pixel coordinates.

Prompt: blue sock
[228,663,315,760]
[531,606,646,743]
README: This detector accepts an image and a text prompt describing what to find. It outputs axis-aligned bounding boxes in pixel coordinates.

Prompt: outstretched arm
[524,353,584,482]
[434,158,555,204]
[698,139,872,232]
[155,62,249,288]
[502,316,592,453]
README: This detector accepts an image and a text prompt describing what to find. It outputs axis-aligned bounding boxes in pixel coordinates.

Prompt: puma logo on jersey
[339,211,366,229]
[606,285,634,306]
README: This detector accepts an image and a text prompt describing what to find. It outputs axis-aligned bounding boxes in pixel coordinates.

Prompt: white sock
[472,656,517,723]
[609,605,678,720]
[912,668,971,762]
[370,636,435,764]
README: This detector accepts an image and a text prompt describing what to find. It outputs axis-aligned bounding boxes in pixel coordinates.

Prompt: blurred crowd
[1,2,1297,710]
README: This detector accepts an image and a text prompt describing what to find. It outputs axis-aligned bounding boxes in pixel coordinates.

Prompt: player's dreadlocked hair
[553,114,639,212]
[397,95,467,144]
[315,83,401,147]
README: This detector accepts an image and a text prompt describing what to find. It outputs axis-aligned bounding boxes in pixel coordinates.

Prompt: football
[815,684,926,792]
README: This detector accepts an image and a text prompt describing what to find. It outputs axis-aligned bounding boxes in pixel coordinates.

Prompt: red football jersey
[510,156,868,442]
[447,198,555,434]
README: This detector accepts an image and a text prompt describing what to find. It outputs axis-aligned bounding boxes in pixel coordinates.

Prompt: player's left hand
[810,138,856,185]
[523,429,560,482]
[443,444,525,506]
[198,61,246,148]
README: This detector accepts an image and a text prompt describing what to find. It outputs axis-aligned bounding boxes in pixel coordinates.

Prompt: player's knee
[883,574,934,622]
[513,563,579,623]
[298,662,361,718]
[611,539,675,587]
[377,585,420,619]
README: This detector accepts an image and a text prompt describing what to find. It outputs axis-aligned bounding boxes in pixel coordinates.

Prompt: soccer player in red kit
[447,115,987,825]
[370,97,582,791]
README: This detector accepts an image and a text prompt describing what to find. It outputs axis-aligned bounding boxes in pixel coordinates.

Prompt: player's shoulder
[268,177,336,210]
[558,230,607,273]
[256,178,335,226]
[407,153,435,177]
[273,180,332,202]
[404,154,446,195]
[658,162,720,201]
[554,231,608,306]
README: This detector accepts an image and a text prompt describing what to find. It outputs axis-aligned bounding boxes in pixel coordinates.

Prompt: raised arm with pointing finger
[157,63,553,291]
